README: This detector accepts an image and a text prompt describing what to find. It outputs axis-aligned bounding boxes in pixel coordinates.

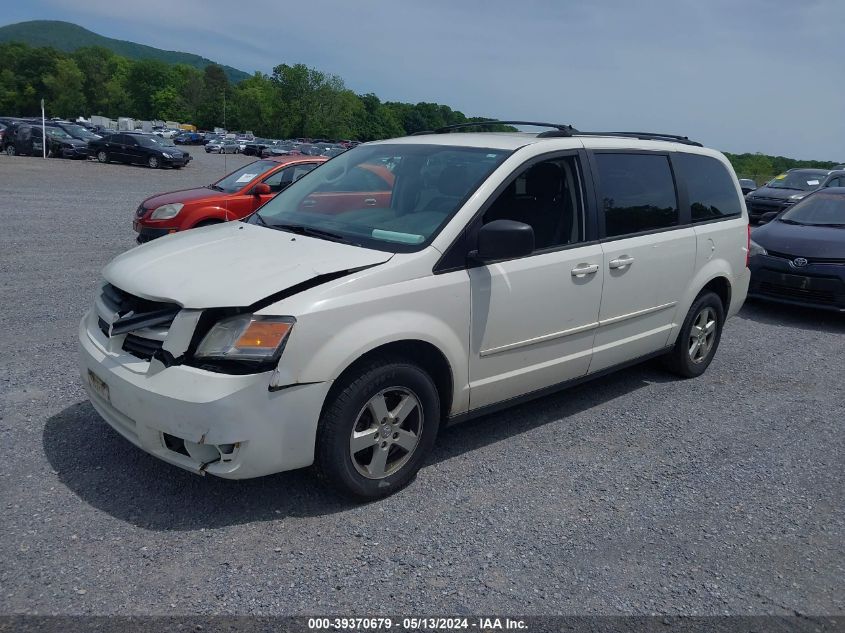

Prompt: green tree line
[724,152,840,185]
[0,41,513,140]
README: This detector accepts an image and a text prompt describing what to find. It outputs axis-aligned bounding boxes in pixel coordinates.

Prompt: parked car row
[0,117,192,169]
[744,168,845,222]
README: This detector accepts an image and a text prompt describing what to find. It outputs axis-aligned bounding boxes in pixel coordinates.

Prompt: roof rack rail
[411,120,577,136]
[558,131,702,147]
[409,120,702,146]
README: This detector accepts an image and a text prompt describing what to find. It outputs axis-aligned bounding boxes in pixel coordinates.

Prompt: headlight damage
[195,314,295,362]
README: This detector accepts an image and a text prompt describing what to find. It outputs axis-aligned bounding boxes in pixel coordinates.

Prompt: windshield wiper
[770,186,803,191]
[778,218,805,225]
[208,184,224,191]
[807,223,845,228]
[270,223,350,243]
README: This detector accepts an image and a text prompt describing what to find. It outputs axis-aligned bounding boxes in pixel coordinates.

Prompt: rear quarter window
[674,153,742,222]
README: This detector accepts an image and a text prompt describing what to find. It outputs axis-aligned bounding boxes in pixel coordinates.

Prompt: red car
[133,155,327,242]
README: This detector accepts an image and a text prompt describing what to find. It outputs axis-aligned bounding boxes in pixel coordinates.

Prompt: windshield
[767,171,828,191]
[65,124,97,140]
[212,159,277,193]
[250,143,512,252]
[46,128,72,139]
[137,135,175,147]
[780,192,845,226]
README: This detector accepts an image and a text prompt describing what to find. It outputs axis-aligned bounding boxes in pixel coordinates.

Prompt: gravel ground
[0,151,843,617]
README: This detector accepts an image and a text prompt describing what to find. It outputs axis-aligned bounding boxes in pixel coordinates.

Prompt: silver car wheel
[349,387,423,479]
[688,306,717,363]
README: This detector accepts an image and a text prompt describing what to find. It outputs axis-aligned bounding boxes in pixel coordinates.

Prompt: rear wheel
[96,150,108,163]
[314,357,440,499]
[664,291,724,378]
[147,155,160,169]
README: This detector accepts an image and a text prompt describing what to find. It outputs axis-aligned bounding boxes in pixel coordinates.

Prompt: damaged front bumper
[78,309,331,479]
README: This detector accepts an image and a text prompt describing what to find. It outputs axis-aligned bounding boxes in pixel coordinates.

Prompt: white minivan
[79,123,750,499]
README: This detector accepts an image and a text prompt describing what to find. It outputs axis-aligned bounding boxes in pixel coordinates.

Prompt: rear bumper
[748,255,845,311]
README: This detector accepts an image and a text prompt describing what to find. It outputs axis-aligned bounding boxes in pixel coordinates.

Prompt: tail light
[746,224,751,267]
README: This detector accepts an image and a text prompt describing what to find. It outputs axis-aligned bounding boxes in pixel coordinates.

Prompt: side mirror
[250,183,271,196]
[472,219,535,262]
[759,212,778,224]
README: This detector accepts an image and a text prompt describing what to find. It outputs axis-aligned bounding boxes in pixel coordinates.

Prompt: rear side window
[674,153,742,222]
[594,153,678,237]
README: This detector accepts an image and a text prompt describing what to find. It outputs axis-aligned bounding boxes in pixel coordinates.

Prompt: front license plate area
[87,369,110,403]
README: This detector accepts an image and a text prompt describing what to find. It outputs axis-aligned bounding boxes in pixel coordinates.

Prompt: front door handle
[609,255,635,269]
[571,263,599,277]
[364,197,377,206]
[301,199,317,207]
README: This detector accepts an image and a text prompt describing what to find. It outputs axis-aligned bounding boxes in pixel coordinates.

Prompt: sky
[3,0,844,160]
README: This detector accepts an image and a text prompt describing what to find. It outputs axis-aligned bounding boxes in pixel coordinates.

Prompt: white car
[79,123,750,499]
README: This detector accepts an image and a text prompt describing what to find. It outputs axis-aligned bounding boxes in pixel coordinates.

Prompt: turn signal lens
[235,321,292,349]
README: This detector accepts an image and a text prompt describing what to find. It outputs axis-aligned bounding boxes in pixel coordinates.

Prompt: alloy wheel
[688,306,717,363]
[349,387,423,479]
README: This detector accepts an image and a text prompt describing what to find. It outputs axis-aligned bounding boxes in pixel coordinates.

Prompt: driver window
[483,156,585,250]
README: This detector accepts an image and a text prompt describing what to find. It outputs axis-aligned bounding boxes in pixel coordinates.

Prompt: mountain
[0,20,250,83]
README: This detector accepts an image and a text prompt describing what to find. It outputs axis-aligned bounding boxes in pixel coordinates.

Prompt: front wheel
[147,155,160,169]
[96,150,108,163]
[314,358,440,499]
[664,291,725,378]
[6,145,16,156]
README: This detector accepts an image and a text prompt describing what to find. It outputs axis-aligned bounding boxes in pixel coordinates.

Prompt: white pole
[41,98,46,159]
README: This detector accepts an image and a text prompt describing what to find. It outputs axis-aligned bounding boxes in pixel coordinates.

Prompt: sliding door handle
[571,263,599,277]
[609,255,635,269]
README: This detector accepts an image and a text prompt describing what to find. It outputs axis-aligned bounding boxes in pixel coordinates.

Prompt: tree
[43,58,86,118]
[126,59,172,119]
[196,64,230,129]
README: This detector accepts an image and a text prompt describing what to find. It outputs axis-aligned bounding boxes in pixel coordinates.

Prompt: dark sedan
[748,188,845,311]
[88,132,191,168]
[745,169,830,223]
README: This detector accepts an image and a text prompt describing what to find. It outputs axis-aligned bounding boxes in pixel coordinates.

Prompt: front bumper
[61,146,89,159]
[134,223,173,243]
[745,198,792,221]
[163,155,190,167]
[748,255,845,311]
[78,310,331,479]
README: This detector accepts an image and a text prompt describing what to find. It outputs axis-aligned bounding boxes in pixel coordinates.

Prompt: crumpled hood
[103,222,393,308]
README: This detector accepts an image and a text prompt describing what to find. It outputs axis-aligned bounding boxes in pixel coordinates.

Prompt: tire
[664,291,725,378]
[6,145,16,156]
[96,150,108,163]
[147,155,160,169]
[314,357,440,500]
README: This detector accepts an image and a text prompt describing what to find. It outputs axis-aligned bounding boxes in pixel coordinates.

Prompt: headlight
[749,239,767,258]
[161,152,172,158]
[195,314,295,362]
[150,203,183,219]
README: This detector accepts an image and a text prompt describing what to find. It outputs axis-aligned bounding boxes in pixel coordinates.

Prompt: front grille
[767,250,845,266]
[758,282,836,304]
[122,334,164,361]
[98,284,180,361]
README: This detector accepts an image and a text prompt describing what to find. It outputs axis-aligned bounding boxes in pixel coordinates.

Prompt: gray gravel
[0,151,843,617]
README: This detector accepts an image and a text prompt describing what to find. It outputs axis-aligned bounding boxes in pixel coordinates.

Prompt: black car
[242,138,272,156]
[50,121,102,143]
[88,132,191,168]
[738,178,757,195]
[744,168,830,223]
[2,122,89,158]
[748,188,845,311]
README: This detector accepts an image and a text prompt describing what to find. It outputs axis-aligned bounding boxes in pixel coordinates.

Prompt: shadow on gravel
[739,299,845,333]
[44,361,665,531]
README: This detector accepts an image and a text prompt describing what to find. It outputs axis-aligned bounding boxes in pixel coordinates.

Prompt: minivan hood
[754,220,845,259]
[103,223,393,308]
